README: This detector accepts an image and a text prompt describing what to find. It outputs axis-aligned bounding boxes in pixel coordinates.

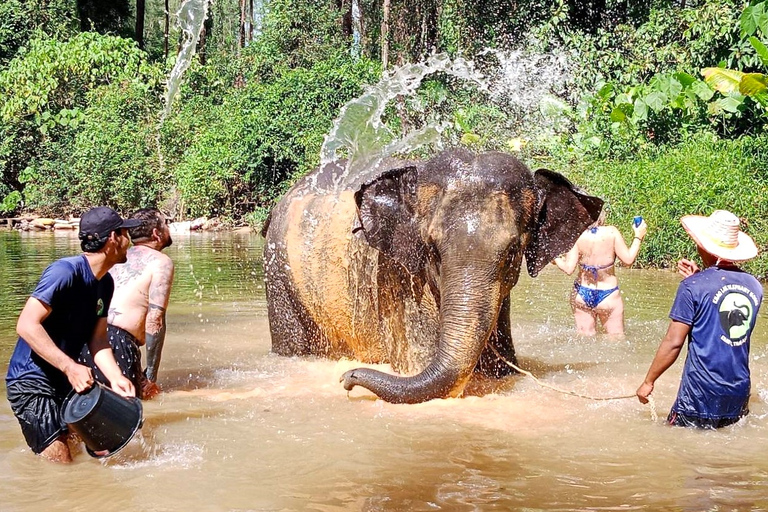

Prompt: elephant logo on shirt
[718,292,753,344]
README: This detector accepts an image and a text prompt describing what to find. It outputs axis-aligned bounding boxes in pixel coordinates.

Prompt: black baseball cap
[79,206,143,240]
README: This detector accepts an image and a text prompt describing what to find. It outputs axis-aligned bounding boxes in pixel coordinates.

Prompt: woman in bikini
[553,211,647,335]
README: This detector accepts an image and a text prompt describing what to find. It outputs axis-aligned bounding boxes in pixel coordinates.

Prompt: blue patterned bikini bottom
[574,282,619,309]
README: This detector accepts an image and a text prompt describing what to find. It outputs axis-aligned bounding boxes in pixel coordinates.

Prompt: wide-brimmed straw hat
[680,210,758,262]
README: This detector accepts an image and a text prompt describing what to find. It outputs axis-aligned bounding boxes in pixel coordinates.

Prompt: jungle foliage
[2,0,768,273]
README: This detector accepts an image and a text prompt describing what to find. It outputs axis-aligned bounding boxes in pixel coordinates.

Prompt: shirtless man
[553,212,647,335]
[80,209,174,398]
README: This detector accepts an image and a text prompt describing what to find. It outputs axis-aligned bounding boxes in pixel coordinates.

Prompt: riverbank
[0,215,253,234]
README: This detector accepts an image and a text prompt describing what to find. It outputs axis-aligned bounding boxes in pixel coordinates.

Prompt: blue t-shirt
[669,265,763,420]
[6,255,114,391]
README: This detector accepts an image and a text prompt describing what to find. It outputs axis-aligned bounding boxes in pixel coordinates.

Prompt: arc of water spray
[159,0,211,125]
[154,0,211,209]
[318,53,489,191]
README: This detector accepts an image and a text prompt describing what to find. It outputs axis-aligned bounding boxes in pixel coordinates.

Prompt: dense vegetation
[2,0,768,275]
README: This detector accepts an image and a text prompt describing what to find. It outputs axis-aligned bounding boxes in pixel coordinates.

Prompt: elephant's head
[341,149,603,403]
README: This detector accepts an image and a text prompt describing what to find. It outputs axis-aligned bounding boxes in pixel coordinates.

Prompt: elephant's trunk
[341,262,503,404]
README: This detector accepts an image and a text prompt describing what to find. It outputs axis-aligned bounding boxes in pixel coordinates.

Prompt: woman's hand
[632,219,648,241]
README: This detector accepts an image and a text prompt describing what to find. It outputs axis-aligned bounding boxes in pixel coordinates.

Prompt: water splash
[478,48,572,133]
[317,49,572,192]
[318,53,487,190]
[160,0,210,124]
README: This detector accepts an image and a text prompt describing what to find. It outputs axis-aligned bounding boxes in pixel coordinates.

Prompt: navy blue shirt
[669,265,763,420]
[6,255,113,391]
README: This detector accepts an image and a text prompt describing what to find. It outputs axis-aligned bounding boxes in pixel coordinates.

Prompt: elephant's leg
[266,269,328,356]
[476,295,518,377]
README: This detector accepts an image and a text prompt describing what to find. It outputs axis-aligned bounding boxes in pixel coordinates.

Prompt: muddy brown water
[2,230,768,511]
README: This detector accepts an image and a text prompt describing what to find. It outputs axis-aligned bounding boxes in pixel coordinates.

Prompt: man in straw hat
[5,207,139,462]
[637,210,762,428]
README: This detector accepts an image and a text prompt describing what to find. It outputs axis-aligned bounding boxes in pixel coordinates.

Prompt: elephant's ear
[354,165,428,276]
[525,169,604,277]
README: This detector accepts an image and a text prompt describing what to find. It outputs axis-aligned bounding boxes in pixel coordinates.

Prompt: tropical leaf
[741,4,764,37]
[632,99,647,121]
[691,81,714,101]
[702,67,744,94]
[597,82,613,99]
[644,91,667,112]
[740,73,768,97]
[715,96,744,114]
[749,36,768,68]
[674,72,696,87]
[610,106,627,123]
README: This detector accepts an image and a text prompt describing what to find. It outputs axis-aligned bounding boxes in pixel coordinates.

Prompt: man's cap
[79,206,143,241]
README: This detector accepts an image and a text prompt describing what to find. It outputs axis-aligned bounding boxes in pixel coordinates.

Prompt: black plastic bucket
[62,383,143,458]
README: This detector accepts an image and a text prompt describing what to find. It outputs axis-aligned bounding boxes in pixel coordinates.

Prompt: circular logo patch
[717,292,753,345]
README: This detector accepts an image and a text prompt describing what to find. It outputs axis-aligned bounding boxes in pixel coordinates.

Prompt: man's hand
[677,258,699,278]
[63,360,94,393]
[141,375,161,400]
[110,375,136,398]
[636,381,654,404]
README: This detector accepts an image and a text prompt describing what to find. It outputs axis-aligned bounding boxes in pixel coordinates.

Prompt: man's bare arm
[145,258,174,382]
[16,297,93,392]
[636,320,689,403]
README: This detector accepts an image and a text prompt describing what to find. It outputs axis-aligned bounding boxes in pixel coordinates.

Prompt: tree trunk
[239,0,247,49]
[248,0,254,42]
[381,0,390,69]
[164,0,169,59]
[136,0,145,50]
[198,13,213,64]
[339,0,352,39]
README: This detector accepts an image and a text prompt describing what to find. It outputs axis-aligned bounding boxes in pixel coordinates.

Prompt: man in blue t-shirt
[6,206,142,462]
[637,210,763,429]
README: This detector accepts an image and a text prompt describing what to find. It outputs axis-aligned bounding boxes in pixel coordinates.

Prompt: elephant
[261,148,603,404]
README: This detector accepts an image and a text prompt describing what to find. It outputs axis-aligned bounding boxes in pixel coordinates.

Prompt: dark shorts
[667,409,748,429]
[6,379,69,454]
[79,324,143,398]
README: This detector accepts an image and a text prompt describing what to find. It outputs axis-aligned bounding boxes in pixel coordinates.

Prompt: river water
[2,230,768,511]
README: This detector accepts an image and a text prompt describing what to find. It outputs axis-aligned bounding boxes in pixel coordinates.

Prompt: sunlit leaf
[752,91,768,108]
[632,99,648,121]
[597,83,613,99]
[716,96,744,113]
[691,81,714,101]
[610,106,627,123]
[702,67,744,94]
[644,91,666,112]
[653,75,682,98]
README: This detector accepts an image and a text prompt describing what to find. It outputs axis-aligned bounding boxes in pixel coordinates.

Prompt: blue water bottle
[633,216,643,228]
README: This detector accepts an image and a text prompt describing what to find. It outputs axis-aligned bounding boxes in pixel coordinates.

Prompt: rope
[489,344,636,401]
